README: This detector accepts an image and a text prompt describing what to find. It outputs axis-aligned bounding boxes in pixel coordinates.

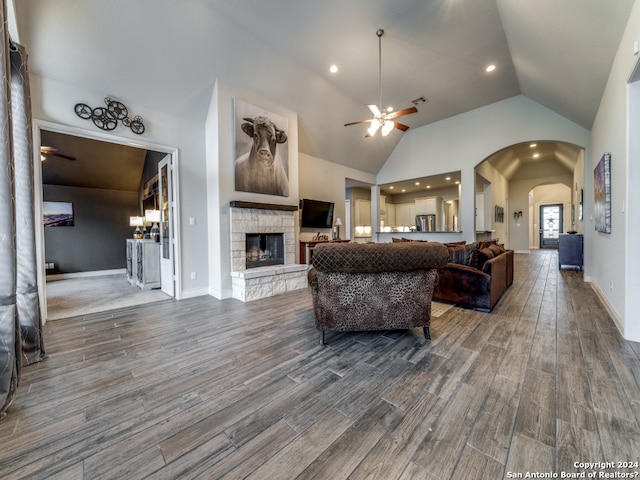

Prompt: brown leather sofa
[433,242,514,311]
[308,242,448,344]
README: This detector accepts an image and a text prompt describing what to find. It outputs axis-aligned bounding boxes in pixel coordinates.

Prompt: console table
[300,240,349,264]
[558,233,583,270]
[126,238,161,289]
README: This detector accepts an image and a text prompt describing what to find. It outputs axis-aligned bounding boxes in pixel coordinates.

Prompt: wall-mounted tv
[300,198,334,229]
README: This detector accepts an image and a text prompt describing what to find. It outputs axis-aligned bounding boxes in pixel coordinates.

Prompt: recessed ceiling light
[402,189,406,192]
[455,181,460,185]
[533,153,540,158]
[445,177,451,181]
[329,65,338,73]
[426,185,431,189]
[389,186,394,189]
[415,182,420,185]
[485,64,496,73]
[530,143,537,148]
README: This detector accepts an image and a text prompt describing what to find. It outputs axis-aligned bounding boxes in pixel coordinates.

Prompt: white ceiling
[12,0,636,175]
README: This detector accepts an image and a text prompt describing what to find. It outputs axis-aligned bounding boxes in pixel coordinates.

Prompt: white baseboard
[46,269,125,281]
[207,287,233,300]
[589,279,624,336]
[514,250,531,254]
[179,287,212,299]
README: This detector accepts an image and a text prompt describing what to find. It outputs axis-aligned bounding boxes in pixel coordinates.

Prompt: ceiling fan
[344,29,418,137]
[40,146,75,162]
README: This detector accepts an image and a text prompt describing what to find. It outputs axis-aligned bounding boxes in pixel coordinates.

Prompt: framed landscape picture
[593,152,611,234]
[43,201,74,227]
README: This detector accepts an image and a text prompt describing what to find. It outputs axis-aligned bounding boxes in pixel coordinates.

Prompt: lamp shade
[130,216,144,227]
[145,209,161,223]
[334,217,342,226]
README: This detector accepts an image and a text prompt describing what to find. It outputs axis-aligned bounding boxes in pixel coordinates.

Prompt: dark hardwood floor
[1,250,639,479]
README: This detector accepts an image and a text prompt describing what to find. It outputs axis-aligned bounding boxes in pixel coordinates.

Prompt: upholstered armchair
[308,242,448,345]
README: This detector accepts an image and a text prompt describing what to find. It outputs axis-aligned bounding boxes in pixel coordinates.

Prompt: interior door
[158,155,175,296]
[539,204,563,249]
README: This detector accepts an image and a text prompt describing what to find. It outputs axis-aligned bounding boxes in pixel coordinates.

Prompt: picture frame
[234,98,289,197]
[43,201,74,227]
[594,152,611,233]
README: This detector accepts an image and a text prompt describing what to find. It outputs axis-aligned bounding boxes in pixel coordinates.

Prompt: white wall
[589,0,640,340]
[475,161,509,247]
[378,95,590,245]
[299,153,376,242]
[30,74,211,299]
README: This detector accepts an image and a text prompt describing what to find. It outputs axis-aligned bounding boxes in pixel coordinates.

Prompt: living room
[2,0,640,477]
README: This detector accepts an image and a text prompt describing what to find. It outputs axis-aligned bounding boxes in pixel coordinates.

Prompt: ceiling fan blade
[386,106,418,120]
[367,104,381,116]
[394,122,410,132]
[344,119,372,127]
[44,151,76,161]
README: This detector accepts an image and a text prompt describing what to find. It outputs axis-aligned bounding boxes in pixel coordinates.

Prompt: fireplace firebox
[245,233,284,269]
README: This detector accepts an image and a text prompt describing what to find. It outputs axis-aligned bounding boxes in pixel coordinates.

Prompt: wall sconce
[513,211,523,221]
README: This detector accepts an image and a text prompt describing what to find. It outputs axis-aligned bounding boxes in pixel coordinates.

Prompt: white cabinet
[415,196,443,230]
[386,204,396,228]
[395,203,415,227]
[353,199,371,227]
[475,193,485,231]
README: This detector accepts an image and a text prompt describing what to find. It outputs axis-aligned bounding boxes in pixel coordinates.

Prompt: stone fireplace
[229,201,308,302]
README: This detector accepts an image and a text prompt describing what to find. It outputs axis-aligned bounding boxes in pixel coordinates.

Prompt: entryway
[34,120,180,320]
[539,203,563,249]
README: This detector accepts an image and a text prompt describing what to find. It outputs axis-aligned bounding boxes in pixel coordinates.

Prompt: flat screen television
[300,198,334,229]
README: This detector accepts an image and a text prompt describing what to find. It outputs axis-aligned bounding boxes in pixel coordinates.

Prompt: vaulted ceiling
[12,0,636,178]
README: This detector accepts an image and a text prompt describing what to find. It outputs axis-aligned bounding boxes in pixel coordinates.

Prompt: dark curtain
[0,2,45,420]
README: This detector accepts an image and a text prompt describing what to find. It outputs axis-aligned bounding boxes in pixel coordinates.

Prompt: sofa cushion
[470,246,495,270]
[487,244,506,256]
[447,242,476,265]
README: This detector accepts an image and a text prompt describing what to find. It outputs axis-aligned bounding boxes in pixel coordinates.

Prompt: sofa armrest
[482,253,507,308]
[433,263,492,310]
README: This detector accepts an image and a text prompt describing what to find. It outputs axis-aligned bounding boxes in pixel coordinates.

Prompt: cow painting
[235,115,289,197]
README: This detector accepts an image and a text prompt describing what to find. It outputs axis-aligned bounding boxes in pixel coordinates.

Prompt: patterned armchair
[308,242,448,345]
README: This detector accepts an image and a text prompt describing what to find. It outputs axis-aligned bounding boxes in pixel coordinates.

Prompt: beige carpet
[431,301,455,317]
[46,273,171,320]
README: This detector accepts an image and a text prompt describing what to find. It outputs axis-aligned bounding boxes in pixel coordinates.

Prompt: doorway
[34,120,181,320]
[539,204,563,249]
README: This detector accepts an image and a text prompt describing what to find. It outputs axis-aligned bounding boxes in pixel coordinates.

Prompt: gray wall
[43,184,139,273]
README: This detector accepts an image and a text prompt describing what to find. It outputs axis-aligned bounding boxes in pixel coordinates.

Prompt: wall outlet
[190,271,197,280]
[45,262,55,269]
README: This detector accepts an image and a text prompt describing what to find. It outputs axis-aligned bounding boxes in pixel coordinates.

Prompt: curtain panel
[0,1,45,420]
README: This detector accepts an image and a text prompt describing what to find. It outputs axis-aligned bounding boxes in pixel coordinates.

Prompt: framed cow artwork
[234,98,289,197]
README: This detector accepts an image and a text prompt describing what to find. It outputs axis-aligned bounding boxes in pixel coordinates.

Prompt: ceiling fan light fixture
[368,118,381,136]
[381,120,394,136]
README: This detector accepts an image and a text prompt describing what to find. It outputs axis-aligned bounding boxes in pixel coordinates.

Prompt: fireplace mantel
[230,201,298,211]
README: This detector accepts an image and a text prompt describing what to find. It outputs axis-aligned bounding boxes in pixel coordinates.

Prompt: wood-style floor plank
[1,250,639,479]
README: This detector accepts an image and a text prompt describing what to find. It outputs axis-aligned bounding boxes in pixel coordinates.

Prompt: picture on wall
[234,98,289,197]
[43,201,74,227]
[593,152,611,234]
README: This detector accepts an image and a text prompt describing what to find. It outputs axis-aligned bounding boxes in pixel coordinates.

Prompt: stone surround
[229,203,308,302]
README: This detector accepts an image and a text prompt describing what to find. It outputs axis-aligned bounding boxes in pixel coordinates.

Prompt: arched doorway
[475,141,584,252]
